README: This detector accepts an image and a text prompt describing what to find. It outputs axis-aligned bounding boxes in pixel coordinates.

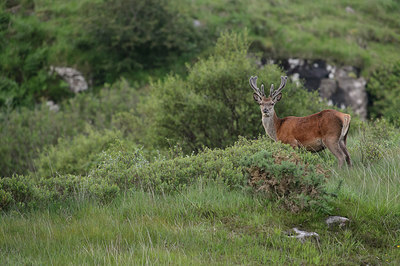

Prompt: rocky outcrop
[50,66,88,94]
[280,59,368,119]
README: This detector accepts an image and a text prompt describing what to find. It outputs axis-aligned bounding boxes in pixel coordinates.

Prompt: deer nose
[263,108,269,114]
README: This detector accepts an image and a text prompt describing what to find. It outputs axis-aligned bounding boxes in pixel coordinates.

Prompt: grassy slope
[1,181,399,264]
[1,1,400,264]
[29,0,400,78]
[195,0,400,74]
[1,133,400,264]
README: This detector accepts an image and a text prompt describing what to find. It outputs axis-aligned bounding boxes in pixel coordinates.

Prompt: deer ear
[253,93,262,103]
[274,93,282,102]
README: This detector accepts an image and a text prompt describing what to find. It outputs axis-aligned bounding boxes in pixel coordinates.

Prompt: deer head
[249,76,288,117]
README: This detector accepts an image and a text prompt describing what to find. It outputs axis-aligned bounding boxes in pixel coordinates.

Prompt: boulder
[50,66,88,94]
[279,59,368,119]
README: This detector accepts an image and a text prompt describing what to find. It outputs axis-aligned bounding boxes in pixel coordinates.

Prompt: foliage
[241,150,331,213]
[146,32,329,153]
[33,128,124,178]
[0,173,120,211]
[0,136,328,212]
[38,174,120,204]
[366,61,400,125]
[0,175,38,210]
[121,137,328,197]
[0,8,69,108]
[87,139,149,187]
[351,118,400,166]
[75,0,205,85]
[0,80,141,177]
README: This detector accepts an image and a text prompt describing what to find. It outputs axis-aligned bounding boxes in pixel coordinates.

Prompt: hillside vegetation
[1,0,400,264]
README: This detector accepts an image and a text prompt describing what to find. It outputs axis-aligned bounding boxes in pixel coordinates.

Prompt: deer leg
[339,140,352,167]
[324,139,346,168]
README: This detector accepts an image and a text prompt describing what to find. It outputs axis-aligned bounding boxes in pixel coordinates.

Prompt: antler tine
[249,76,264,97]
[261,84,265,96]
[271,76,288,99]
[277,76,288,92]
[269,84,274,97]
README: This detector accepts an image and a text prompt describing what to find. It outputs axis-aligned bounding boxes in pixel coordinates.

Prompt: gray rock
[46,100,60,112]
[50,66,88,94]
[289,228,319,243]
[193,20,202,27]
[336,66,358,78]
[326,216,350,228]
[336,77,367,118]
[345,6,355,14]
[268,59,369,119]
[319,79,337,99]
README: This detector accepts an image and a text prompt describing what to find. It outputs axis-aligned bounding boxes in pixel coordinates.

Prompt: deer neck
[262,112,280,141]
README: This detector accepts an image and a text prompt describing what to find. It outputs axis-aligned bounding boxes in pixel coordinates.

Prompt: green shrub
[1,137,330,212]
[76,0,205,85]
[353,118,400,166]
[38,174,120,204]
[240,150,332,213]
[0,9,69,108]
[367,61,400,125]
[0,175,39,210]
[88,139,149,187]
[123,137,328,198]
[33,128,124,178]
[145,32,330,153]
[0,189,13,211]
[0,79,141,177]
[0,173,120,211]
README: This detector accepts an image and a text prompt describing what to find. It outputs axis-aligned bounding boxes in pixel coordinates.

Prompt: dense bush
[145,32,330,153]
[112,137,327,193]
[76,0,205,85]
[33,128,124,178]
[0,8,69,108]
[38,174,120,204]
[367,61,400,125]
[0,175,38,210]
[0,80,141,177]
[241,150,331,213]
[0,174,120,211]
[352,118,400,165]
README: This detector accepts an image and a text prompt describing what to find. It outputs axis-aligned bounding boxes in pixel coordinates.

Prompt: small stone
[289,227,319,243]
[345,6,355,14]
[46,100,60,112]
[193,19,201,27]
[326,216,350,228]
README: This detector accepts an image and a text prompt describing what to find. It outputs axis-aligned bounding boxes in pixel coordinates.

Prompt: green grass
[1,167,400,264]
[15,0,400,78]
[195,0,400,74]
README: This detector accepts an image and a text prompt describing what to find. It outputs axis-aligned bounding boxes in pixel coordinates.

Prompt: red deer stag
[249,75,352,168]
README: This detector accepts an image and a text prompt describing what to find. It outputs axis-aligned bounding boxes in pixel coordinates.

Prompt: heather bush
[0,175,38,210]
[240,150,332,213]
